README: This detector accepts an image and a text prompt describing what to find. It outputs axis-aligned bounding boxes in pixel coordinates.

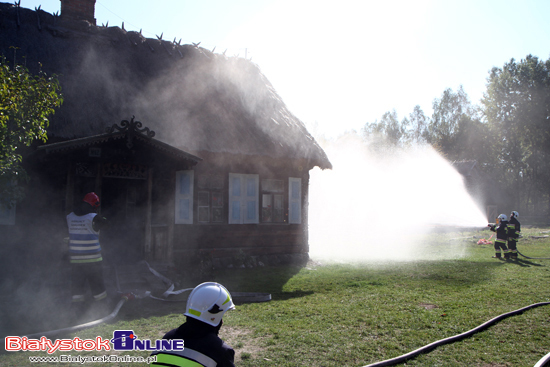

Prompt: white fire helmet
[498,214,508,222]
[511,211,519,218]
[184,282,235,327]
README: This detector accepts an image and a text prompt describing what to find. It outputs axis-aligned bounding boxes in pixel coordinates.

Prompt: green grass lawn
[2,227,550,366]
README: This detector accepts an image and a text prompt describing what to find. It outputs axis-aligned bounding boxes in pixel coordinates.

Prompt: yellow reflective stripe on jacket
[151,348,217,367]
[152,353,203,367]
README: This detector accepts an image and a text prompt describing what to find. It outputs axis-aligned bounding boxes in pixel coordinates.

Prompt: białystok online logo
[5,330,184,354]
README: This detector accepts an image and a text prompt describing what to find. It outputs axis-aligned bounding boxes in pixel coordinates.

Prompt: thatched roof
[0,2,331,170]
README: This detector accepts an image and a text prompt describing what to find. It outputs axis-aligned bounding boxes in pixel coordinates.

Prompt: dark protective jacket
[490,220,508,243]
[151,317,235,367]
[507,216,521,240]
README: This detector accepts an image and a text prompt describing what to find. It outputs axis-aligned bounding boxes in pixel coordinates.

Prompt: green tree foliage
[362,109,407,150]
[361,55,550,217]
[429,87,468,148]
[0,56,63,206]
[482,55,550,212]
[407,105,429,144]
[362,87,488,161]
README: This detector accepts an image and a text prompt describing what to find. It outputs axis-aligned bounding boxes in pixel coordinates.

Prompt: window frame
[261,178,285,223]
[197,190,224,224]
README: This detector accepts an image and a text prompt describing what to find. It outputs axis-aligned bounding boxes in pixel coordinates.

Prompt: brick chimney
[60,0,96,25]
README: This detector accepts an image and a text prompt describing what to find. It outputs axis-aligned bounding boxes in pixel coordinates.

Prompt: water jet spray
[308,133,487,263]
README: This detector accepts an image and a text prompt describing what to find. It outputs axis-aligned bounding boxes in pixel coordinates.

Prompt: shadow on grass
[270,290,315,301]
[512,258,545,267]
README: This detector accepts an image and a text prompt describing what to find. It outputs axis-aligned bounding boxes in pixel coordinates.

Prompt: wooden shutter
[175,170,194,224]
[229,173,259,224]
[289,177,301,224]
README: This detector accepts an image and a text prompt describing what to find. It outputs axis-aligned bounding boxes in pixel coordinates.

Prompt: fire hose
[25,295,132,339]
[534,352,550,367]
[517,249,550,260]
[24,262,270,338]
[362,301,550,367]
[478,234,550,260]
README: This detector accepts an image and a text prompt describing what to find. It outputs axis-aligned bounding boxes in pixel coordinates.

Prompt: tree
[362,109,409,152]
[0,56,63,206]
[407,105,429,144]
[482,55,550,214]
[427,86,479,159]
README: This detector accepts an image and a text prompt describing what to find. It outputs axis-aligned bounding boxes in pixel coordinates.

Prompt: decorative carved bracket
[106,116,156,149]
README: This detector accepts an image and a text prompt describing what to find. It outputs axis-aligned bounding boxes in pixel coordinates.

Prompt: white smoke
[308,133,487,263]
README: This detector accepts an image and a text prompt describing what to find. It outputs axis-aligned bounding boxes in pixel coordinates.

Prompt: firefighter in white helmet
[152,282,236,367]
[507,211,521,260]
[489,214,509,260]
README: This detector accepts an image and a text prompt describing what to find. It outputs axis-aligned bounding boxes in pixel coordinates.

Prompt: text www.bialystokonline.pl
[28,354,157,364]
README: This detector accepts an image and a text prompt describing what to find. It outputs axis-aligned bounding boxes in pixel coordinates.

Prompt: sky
[19,0,550,137]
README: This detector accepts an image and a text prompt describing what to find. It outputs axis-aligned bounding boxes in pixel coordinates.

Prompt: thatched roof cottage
[0,0,331,269]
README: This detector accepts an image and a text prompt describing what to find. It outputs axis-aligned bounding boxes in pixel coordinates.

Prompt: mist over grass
[308,133,487,263]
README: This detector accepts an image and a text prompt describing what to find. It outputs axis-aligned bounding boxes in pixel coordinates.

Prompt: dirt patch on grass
[220,326,266,363]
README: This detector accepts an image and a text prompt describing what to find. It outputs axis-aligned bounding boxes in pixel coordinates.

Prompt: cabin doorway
[101,178,147,264]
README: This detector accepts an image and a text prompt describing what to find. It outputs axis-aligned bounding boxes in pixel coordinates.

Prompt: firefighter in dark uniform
[489,213,509,260]
[66,192,108,315]
[151,282,236,367]
[507,211,521,260]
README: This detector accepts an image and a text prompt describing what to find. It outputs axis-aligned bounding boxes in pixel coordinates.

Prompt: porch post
[167,169,176,265]
[145,167,153,257]
[95,162,102,214]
